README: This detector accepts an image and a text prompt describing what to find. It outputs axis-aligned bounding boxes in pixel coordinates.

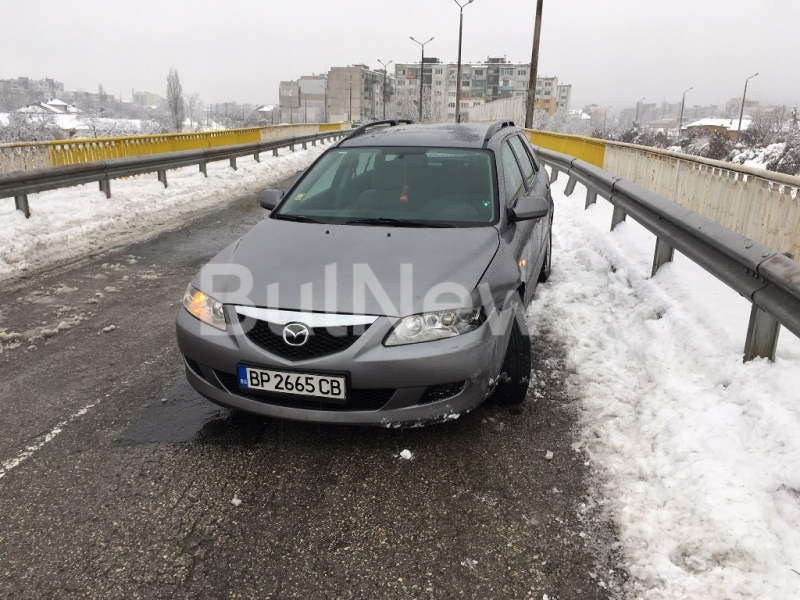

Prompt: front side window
[276,147,498,226]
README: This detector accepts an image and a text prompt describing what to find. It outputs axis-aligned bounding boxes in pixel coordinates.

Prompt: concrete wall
[466,96,525,124]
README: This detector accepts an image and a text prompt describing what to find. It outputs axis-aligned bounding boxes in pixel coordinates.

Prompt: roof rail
[482,120,516,147]
[341,119,415,142]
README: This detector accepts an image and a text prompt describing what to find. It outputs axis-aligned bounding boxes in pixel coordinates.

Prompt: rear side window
[521,135,542,172]
[508,136,535,188]
[501,142,525,206]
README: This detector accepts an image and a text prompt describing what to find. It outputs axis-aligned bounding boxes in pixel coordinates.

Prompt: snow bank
[527,176,800,598]
[0,144,329,281]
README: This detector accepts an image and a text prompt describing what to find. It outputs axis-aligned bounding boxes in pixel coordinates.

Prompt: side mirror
[510,195,549,222]
[259,189,284,210]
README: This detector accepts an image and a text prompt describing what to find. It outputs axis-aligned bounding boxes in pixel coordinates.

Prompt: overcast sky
[3,0,798,111]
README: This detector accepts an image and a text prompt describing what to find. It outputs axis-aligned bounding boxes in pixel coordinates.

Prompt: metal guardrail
[537,146,800,362]
[0,130,347,218]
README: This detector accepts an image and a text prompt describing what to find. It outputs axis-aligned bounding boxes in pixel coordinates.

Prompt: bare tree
[166,68,185,132]
[185,92,202,129]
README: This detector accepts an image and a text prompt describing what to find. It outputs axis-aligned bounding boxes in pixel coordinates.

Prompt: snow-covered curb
[0,144,330,282]
[527,175,800,598]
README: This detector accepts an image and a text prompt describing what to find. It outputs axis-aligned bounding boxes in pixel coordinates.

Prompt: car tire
[538,230,552,283]
[489,313,532,405]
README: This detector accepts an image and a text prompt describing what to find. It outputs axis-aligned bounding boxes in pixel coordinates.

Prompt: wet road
[0,177,622,599]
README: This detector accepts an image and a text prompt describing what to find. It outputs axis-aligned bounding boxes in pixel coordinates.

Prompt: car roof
[338,123,514,149]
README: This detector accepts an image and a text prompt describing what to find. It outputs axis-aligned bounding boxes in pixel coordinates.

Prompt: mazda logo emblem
[282,322,310,347]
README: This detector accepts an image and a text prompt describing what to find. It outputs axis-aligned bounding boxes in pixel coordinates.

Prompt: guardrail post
[199,161,207,177]
[99,179,111,199]
[610,205,626,230]
[549,167,559,183]
[290,144,295,152]
[564,175,577,197]
[272,148,279,157]
[302,141,307,150]
[312,139,317,146]
[254,152,260,163]
[157,170,168,188]
[229,157,237,170]
[651,237,675,277]
[15,194,30,218]
[744,305,780,362]
[585,189,597,209]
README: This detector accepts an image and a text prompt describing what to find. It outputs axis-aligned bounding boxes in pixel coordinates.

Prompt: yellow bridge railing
[522,130,607,168]
[0,123,348,172]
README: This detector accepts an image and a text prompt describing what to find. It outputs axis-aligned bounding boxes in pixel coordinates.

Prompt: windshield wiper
[344,217,454,228]
[274,214,324,224]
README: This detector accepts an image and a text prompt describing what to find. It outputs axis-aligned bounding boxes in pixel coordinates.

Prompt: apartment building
[394,57,571,121]
[326,65,392,123]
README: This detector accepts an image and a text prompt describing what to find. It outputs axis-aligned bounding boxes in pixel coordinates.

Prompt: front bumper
[175,306,513,426]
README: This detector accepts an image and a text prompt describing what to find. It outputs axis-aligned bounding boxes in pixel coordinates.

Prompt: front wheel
[488,315,532,405]
[538,231,552,283]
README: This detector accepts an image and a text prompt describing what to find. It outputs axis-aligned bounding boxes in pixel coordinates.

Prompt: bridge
[0,121,798,598]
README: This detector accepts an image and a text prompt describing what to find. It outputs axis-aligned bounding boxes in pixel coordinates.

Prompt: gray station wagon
[176,119,553,426]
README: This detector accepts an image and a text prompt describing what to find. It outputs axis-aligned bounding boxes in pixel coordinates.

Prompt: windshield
[275,147,497,227]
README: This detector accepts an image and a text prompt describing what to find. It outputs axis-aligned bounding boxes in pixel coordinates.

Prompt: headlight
[183,284,227,330]
[384,308,484,346]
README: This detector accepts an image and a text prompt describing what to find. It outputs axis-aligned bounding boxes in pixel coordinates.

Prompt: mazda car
[176,119,553,426]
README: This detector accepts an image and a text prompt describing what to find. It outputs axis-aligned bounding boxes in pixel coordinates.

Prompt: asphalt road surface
[0,175,623,599]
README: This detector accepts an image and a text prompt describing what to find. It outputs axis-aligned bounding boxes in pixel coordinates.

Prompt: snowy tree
[166,68,185,132]
[0,112,61,143]
[185,92,202,129]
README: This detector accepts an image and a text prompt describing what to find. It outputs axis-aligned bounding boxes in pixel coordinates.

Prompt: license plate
[238,366,347,402]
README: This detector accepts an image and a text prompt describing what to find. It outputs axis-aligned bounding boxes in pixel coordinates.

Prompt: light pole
[377,59,393,120]
[349,74,353,122]
[301,91,309,123]
[524,0,544,129]
[603,105,613,130]
[678,86,693,140]
[635,96,646,123]
[453,0,475,124]
[737,72,758,141]
[410,36,434,122]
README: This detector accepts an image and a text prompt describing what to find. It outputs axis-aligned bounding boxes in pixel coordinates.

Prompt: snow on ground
[0,143,330,282]
[527,175,800,598]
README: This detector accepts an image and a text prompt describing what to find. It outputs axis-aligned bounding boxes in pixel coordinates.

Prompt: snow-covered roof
[685,117,751,131]
[256,104,277,112]
[16,99,82,115]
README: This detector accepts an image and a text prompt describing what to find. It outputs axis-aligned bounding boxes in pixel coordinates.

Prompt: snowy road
[0,174,618,599]
[1,159,798,599]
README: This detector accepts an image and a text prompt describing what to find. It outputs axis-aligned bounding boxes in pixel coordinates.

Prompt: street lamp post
[635,96,646,123]
[377,59,393,120]
[524,0,544,129]
[301,91,309,123]
[737,72,759,141]
[410,36,434,122]
[453,0,475,124]
[349,74,353,123]
[678,86,693,140]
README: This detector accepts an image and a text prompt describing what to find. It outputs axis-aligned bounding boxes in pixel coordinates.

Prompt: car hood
[195,219,500,317]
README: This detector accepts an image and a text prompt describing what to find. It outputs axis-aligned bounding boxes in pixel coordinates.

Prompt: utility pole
[349,74,353,122]
[737,72,758,142]
[453,0,475,124]
[678,87,693,140]
[410,36,434,122]
[524,0,544,129]
[378,59,393,120]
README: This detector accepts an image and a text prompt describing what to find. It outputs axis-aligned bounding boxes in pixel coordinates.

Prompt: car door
[509,134,550,279]
[500,139,538,302]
